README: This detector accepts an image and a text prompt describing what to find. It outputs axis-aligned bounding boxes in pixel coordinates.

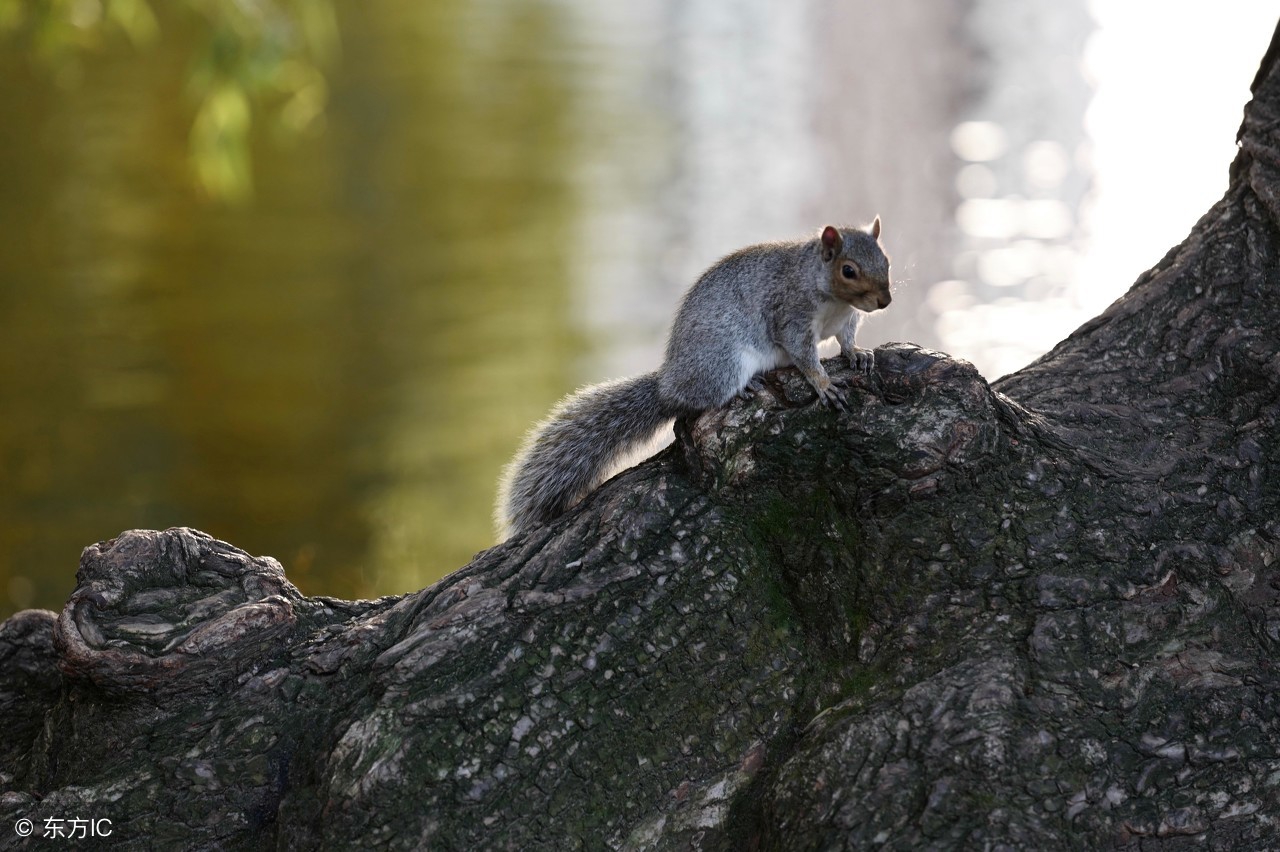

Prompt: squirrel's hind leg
[735,374,769,402]
[659,345,759,411]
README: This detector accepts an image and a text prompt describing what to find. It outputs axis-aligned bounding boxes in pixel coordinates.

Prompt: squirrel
[496,219,892,538]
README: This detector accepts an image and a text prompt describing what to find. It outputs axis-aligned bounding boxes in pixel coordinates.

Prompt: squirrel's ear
[821,225,841,261]
[869,216,882,240]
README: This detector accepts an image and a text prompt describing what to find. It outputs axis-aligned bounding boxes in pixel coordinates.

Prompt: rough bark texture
[7,26,1280,852]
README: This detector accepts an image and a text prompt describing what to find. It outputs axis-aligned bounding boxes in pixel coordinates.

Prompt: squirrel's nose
[877,293,892,310]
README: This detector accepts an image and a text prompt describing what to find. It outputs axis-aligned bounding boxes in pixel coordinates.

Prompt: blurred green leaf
[105,0,157,46]
[191,81,253,203]
[275,59,327,135]
[0,0,337,203]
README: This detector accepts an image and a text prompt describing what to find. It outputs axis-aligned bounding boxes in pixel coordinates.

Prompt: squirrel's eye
[841,264,858,279]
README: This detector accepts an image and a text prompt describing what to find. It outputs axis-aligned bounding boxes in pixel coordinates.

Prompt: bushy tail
[497,371,676,538]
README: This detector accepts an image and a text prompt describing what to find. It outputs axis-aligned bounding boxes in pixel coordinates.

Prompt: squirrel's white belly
[736,345,791,388]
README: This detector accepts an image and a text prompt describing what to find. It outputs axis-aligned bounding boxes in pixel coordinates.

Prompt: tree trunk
[7,24,1280,852]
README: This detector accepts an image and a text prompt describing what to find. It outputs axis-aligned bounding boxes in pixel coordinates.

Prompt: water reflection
[0,0,584,613]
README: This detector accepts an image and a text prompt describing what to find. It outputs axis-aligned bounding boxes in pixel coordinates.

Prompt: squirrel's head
[820,219,892,312]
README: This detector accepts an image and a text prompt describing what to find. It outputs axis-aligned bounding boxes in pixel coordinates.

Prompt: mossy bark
[7,23,1280,851]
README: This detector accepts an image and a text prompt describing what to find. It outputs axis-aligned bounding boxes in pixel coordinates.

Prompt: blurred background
[0,0,1273,616]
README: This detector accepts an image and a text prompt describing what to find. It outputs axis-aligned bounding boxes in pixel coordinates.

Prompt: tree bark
[7,24,1280,851]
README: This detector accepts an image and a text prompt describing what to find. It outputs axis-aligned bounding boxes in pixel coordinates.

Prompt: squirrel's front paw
[816,381,849,411]
[847,347,875,374]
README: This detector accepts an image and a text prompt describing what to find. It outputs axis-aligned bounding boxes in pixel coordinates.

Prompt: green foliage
[0,0,338,202]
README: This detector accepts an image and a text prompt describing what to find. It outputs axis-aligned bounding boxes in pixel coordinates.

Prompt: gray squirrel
[496,219,892,538]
